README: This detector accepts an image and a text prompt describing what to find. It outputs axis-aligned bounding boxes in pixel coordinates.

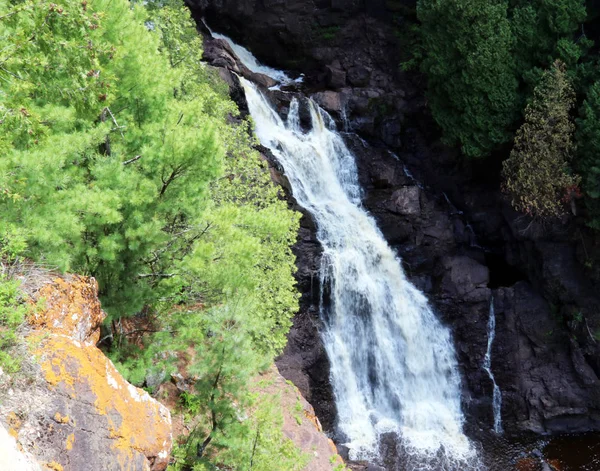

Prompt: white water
[241,77,477,467]
[204,21,302,86]
[483,297,503,434]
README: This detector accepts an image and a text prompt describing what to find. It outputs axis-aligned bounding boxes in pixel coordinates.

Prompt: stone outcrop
[254,367,344,471]
[0,275,172,471]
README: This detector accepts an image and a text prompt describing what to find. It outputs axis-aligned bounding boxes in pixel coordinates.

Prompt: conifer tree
[417,0,520,158]
[510,0,588,84]
[502,60,580,219]
[576,81,600,228]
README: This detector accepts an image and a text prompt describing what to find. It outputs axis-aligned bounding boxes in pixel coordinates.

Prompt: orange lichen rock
[1,275,172,471]
[45,462,63,471]
[37,334,172,469]
[252,366,345,471]
[29,276,105,345]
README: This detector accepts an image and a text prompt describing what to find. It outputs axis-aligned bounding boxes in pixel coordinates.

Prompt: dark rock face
[194,2,600,443]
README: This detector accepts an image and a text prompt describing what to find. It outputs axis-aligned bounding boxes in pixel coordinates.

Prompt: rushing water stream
[241,79,478,468]
[483,297,503,435]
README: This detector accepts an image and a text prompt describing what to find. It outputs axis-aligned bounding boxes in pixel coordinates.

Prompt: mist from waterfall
[240,77,479,468]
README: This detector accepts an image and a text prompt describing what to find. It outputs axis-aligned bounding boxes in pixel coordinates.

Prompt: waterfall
[483,297,503,434]
[240,78,477,467]
[203,20,301,86]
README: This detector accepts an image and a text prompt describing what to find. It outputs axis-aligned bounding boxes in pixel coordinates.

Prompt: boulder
[28,275,104,345]
[325,65,346,88]
[388,186,420,215]
[313,90,344,114]
[0,276,172,471]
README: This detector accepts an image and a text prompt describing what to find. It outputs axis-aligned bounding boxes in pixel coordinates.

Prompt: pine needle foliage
[1,0,303,468]
[417,0,520,158]
[502,60,580,219]
[576,81,600,228]
[0,0,224,315]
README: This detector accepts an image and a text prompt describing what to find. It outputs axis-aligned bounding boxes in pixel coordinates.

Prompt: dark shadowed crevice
[485,252,527,288]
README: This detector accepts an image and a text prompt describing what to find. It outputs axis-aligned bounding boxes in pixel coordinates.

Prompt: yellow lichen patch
[29,276,106,344]
[44,462,64,471]
[53,412,69,424]
[7,411,22,439]
[65,433,75,451]
[36,334,171,468]
[39,346,77,394]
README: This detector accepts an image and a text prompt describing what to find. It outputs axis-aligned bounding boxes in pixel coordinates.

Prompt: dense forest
[0,0,307,469]
[415,0,600,222]
[4,0,600,469]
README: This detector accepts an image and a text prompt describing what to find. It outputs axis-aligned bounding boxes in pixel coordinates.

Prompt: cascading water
[240,78,478,468]
[483,297,503,434]
[203,20,302,86]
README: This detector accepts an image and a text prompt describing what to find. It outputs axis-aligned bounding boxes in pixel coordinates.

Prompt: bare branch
[123,155,142,166]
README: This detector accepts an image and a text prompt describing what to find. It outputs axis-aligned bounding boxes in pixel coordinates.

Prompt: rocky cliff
[0,273,340,471]
[0,275,173,471]
[193,0,600,446]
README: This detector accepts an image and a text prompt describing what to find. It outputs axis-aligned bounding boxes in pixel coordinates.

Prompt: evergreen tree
[510,0,588,84]
[0,0,223,315]
[2,0,304,467]
[502,60,580,219]
[417,0,520,158]
[576,81,600,228]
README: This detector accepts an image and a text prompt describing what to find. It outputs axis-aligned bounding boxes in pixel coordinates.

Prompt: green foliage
[502,60,580,219]
[2,0,302,467]
[576,81,600,228]
[0,234,29,374]
[510,0,588,84]
[0,0,222,317]
[317,25,341,41]
[0,277,28,373]
[417,0,520,158]
[416,0,590,159]
[170,385,308,471]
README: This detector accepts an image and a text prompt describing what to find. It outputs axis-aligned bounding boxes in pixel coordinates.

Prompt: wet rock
[441,256,489,301]
[202,38,241,73]
[313,90,344,114]
[242,69,277,89]
[326,65,346,88]
[388,186,420,216]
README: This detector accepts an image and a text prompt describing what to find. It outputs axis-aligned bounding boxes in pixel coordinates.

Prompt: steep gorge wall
[196,1,600,440]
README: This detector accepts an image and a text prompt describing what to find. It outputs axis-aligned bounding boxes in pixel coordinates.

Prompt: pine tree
[510,0,588,85]
[502,60,580,219]
[417,0,520,158]
[576,81,600,228]
[2,0,304,467]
